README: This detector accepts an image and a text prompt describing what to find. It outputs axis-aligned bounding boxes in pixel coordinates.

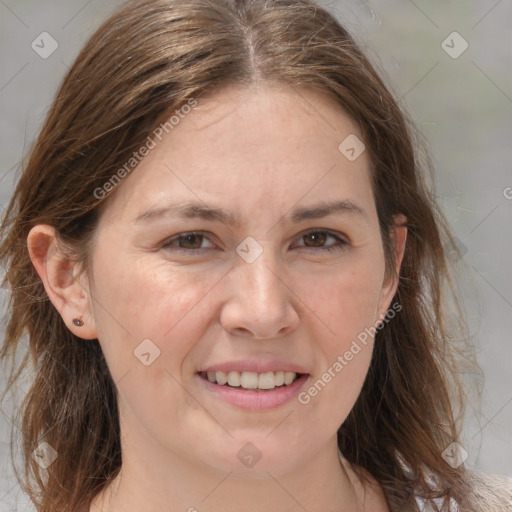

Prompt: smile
[200,370,301,390]
[197,371,310,410]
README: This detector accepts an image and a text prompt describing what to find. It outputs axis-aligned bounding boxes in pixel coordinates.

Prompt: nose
[219,246,300,340]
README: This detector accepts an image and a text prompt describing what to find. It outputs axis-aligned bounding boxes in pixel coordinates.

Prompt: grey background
[1,0,511,509]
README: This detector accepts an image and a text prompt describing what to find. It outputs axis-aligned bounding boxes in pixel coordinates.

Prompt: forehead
[181,83,360,153]
[97,83,374,225]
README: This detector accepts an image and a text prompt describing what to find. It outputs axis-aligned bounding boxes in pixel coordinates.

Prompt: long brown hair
[0,0,483,510]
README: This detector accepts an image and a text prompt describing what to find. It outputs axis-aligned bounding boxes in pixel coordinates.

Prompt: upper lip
[198,359,309,374]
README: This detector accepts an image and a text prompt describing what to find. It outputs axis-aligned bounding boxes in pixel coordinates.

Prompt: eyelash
[160,229,349,254]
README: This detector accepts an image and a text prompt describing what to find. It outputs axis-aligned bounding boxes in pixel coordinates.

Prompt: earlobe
[27,224,98,340]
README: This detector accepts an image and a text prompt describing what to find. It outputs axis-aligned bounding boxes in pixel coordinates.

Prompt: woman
[1,0,510,511]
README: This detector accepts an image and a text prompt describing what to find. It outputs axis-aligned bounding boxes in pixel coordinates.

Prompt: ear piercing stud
[72,317,84,327]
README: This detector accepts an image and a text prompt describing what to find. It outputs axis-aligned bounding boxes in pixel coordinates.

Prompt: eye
[292,229,348,253]
[159,229,348,255]
[161,231,216,253]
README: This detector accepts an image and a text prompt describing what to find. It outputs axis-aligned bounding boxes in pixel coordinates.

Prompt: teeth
[284,371,295,385]
[215,371,228,385]
[206,370,299,390]
[274,371,285,386]
[227,371,240,387]
[258,372,275,389]
[240,371,259,389]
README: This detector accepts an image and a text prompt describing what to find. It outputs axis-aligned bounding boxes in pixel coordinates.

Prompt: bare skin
[28,83,405,512]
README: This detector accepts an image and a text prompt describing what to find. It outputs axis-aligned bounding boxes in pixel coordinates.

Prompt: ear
[375,213,407,325]
[27,224,98,340]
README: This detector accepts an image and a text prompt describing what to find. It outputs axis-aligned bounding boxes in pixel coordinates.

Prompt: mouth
[198,370,304,391]
[196,368,310,410]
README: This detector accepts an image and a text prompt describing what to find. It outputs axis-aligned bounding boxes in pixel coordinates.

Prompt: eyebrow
[133,199,368,226]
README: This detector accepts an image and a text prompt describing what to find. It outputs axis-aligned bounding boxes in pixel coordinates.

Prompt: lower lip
[197,373,310,410]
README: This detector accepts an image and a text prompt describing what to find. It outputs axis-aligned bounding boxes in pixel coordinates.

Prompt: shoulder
[338,450,512,512]
[415,470,512,512]
[464,470,512,511]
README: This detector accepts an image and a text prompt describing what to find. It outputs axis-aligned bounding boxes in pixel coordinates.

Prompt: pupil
[180,234,202,249]
[305,232,326,247]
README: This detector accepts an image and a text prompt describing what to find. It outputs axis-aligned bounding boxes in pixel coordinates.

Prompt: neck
[90,436,368,512]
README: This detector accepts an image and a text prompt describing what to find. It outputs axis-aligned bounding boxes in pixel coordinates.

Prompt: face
[83,84,402,477]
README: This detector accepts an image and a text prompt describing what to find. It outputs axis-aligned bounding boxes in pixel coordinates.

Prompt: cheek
[89,247,219,381]
[293,255,384,423]
[88,250,222,440]
[299,257,385,348]
[298,342,373,436]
